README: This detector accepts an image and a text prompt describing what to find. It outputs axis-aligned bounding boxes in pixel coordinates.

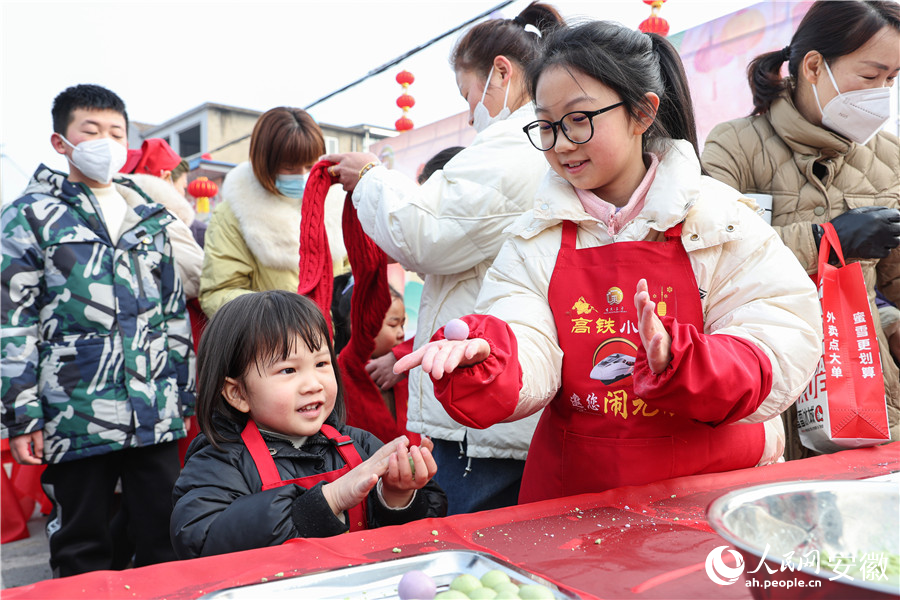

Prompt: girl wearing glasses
[396,20,822,502]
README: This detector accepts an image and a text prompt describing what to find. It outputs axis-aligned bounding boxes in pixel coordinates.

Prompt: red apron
[519,221,764,503]
[241,420,368,531]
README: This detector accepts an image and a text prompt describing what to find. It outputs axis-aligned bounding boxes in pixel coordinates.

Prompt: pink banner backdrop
[676,0,814,146]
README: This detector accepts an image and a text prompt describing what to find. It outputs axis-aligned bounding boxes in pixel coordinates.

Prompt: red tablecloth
[4,443,898,599]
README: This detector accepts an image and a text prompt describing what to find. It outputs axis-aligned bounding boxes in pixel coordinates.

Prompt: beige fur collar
[220,162,300,271]
[121,173,196,226]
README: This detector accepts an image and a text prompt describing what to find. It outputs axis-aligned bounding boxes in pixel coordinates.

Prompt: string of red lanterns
[395,70,415,132]
[639,0,669,36]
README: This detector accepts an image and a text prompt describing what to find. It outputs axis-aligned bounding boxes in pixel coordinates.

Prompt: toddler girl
[171,290,445,559]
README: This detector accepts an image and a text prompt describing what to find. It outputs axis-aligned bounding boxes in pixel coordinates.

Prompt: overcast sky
[0,0,760,202]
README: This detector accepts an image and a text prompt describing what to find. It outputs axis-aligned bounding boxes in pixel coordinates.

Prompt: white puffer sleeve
[351,107,547,276]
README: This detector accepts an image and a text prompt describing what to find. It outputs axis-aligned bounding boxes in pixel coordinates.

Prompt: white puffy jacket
[351,104,549,460]
[476,140,823,465]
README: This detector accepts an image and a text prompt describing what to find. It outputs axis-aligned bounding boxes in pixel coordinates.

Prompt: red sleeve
[391,337,415,361]
[633,316,773,426]
[430,315,523,430]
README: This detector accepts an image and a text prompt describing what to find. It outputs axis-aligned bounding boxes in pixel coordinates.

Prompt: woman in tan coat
[701,0,900,460]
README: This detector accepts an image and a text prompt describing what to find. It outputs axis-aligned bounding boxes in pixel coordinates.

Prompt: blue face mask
[275,173,307,198]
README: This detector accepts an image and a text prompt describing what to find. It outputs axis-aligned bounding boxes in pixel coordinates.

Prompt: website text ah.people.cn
[745,577,822,590]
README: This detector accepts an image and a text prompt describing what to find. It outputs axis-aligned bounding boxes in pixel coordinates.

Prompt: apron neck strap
[561,220,578,249]
[241,421,364,487]
[664,222,684,239]
[240,420,282,488]
[319,424,363,469]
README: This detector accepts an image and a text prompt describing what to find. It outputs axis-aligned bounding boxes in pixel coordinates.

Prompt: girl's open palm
[393,338,490,379]
[634,278,673,374]
[322,436,408,516]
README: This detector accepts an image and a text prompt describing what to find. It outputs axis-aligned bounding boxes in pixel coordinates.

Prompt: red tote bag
[797,222,890,453]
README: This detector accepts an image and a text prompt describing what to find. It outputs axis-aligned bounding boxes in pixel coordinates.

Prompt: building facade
[129,102,395,215]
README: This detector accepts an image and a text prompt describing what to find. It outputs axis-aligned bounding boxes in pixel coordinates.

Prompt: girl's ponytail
[516,1,564,38]
[647,32,699,158]
[451,2,564,76]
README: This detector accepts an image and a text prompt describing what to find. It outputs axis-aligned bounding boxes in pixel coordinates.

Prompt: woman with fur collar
[199,107,344,317]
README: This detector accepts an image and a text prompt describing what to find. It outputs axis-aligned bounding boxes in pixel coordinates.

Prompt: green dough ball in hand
[517,584,555,599]
[450,573,483,595]
[480,570,511,589]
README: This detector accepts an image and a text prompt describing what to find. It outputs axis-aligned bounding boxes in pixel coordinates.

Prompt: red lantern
[396,94,416,110]
[188,177,217,198]
[187,177,218,214]
[395,116,414,132]
[638,0,669,36]
[396,70,415,87]
[639,15,670,35]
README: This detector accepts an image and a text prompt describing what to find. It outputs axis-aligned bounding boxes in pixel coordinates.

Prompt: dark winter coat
[170,415,447,559]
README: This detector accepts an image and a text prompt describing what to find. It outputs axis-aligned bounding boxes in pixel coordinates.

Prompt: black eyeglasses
[523,102,625,151]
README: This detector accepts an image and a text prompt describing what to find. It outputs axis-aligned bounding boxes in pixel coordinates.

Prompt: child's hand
[634,278,673,374]
[394,338,490,379]
[9,431,43,465]
[366,353,405,390]
[322,436,409,516]
[380,438,438,508]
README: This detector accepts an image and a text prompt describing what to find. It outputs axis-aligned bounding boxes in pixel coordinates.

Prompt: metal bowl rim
[706,480,899,595]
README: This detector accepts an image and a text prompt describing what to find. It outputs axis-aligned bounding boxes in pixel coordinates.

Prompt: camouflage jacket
[1,165,195,464]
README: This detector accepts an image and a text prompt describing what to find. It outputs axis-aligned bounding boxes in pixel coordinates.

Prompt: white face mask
[472,64,512,133]
[811,59,891,145]
[60,136,128,184]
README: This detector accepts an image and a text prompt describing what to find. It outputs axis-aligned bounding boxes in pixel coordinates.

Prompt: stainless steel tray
[199,549,580,599]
